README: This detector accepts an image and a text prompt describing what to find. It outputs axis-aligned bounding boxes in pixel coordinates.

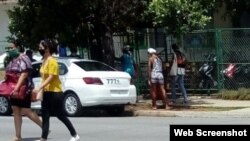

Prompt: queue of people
[117,44,188,110]
[146,44,188,110]
[3,39,80,141]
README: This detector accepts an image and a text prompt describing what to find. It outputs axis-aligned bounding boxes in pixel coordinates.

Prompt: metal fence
[115,28,250,96]
[217,29,250,90]
[113,30,176,96]
[186,29,250,92]
[2,28,250,95]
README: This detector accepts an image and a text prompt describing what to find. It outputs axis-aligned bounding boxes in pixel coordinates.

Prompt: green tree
[84,0,147,65]
[7,0,147,66]
[221,0,250,27]
[8,0,91,51]
[146,0,215,38]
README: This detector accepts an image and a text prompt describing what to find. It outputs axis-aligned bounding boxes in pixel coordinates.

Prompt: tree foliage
[8,0,91,49]
[146,0,215,37]
[7,0,147,65]
[223,0,250,16]
[221,0,250,27]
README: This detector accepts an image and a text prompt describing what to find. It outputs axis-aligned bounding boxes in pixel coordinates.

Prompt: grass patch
[217,88,250,100]
[132,103,245,111]
[172,106,245,111]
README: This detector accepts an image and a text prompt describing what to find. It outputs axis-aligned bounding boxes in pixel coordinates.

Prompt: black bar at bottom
[170,125,250,141]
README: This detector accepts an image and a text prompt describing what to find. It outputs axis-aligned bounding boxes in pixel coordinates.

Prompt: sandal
[168,101,174,106]
[152,106,157,110]
[165,105,173,110]
[12,137,21,141]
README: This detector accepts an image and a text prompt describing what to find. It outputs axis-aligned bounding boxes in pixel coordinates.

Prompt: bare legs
[12,106,22,141]
[22,108,42,128]
[12,106,42,141]
[150,84,172,109]
[150,84,157,109]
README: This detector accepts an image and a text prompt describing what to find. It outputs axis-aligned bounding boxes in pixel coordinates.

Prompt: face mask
[38,49,45,56]
[8,48,20,59]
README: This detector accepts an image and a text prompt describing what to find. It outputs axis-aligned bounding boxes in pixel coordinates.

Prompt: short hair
[12,39,24,53]
[40,39,58,54]
[26,49,33,55]
[171,43,179,50]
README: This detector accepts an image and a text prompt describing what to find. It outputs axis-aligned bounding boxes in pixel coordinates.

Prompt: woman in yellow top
[33,39,79,141]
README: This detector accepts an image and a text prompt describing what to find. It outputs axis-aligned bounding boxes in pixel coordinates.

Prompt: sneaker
[69,134,80,141]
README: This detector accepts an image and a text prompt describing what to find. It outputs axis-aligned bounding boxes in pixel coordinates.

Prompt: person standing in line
[169,43,188,103]
[115,45,137,79]
[147,48,172,110]
[33,39,79,141]
[68,47,80,58]
[5,40,42,141]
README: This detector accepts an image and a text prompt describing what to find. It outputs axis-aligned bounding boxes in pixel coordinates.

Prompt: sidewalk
[134,96,250,118]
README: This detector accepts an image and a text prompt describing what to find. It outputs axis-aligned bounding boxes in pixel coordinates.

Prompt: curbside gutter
[133,108,250,118]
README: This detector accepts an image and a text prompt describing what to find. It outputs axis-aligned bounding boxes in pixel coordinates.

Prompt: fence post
[215,29,223,90]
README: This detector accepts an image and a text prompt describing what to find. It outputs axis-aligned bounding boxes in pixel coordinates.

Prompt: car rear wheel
[106,105,125,116]
[63,93,82,117]
[0,96,12,115]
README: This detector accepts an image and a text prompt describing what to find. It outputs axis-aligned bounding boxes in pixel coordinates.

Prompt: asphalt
[134,96,250,118]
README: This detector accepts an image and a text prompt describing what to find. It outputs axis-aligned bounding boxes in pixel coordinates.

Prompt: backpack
[176,51,186,67]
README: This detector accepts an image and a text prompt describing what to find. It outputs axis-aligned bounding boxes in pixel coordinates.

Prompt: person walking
[147,48,171,110]
[5,40,42,141]
[169,44,188,103]
[33,39,79,141]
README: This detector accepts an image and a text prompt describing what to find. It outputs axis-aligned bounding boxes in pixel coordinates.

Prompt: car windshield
[74,61,115,71]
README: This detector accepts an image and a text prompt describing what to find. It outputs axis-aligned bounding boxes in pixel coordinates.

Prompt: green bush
[217,88,250,100]
[244,94,250,100]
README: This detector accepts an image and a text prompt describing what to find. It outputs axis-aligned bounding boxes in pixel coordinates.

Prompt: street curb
[133,109,250,118]
[133,110,176,117]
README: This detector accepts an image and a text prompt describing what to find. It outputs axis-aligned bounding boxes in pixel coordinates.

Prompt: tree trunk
[90,24,115,67]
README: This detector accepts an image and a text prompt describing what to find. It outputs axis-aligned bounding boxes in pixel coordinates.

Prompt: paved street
[1,95,250,141]
[1,116,250,141]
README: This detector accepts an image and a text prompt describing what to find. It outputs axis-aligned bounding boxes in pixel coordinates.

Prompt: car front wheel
[63,93,82,117]
[0,96,12,115]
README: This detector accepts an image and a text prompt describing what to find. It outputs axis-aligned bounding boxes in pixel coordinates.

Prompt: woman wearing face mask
[33,39,79,141]
[5,40,42,141]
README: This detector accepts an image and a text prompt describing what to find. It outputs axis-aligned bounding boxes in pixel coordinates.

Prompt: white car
[0,58,137,116]
[0,52,7,69]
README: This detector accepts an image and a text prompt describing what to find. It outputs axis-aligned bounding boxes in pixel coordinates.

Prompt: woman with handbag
[169,44,188,104]
[5,40,42,141]
[32,39,79,141]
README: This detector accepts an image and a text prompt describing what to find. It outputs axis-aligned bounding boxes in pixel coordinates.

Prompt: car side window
[31,63,42,78]
[32,62,67,77]
[59,63,68,75]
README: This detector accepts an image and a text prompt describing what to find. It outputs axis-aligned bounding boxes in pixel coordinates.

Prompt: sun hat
[147,48,156,54]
